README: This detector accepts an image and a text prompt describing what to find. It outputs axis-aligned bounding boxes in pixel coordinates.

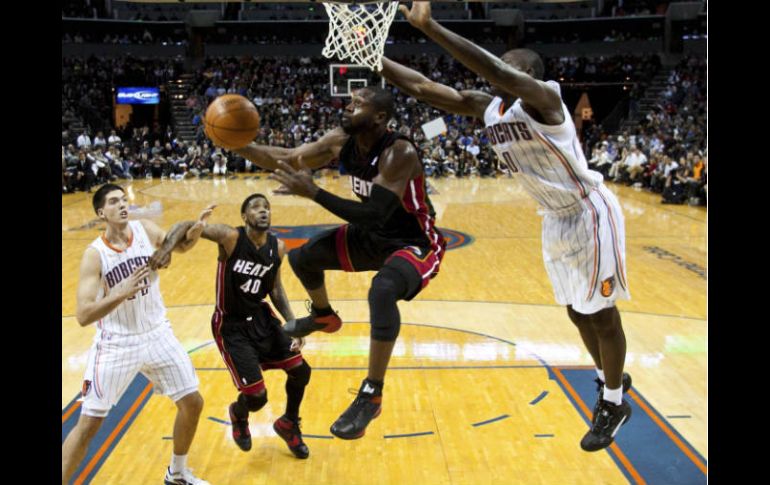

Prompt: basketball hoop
[322,1,400,72]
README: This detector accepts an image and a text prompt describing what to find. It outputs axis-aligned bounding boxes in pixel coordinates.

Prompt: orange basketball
[203,94,260,150]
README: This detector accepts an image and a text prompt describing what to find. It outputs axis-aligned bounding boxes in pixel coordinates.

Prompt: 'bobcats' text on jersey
[89,220,167,336]
[483,81,604,212]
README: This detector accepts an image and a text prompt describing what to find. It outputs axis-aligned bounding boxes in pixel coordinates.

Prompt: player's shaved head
[360,86,395,122]
[501,49,545,80]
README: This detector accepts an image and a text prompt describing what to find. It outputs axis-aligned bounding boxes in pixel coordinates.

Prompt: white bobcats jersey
[89,220,167,336]
[483,81,604,212]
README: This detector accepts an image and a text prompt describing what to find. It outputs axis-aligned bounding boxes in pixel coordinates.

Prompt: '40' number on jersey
[240,278,262,294]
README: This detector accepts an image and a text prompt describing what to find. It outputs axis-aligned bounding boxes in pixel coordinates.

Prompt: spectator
[588,143,613,178]
[212,153,228,176]
[621,146,648,185]
[93,131,107,148]
[76,130,92,149]
[107,129,122,146]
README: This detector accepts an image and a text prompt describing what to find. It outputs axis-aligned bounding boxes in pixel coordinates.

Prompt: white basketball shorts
[541,184,630,315]
[79,323,199,417]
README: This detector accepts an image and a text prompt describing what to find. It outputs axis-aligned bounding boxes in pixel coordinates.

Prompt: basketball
[203,94,260,150]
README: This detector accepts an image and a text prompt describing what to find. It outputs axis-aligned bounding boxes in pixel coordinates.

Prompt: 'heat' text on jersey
[232,259,274,277]
[351,176,373,198]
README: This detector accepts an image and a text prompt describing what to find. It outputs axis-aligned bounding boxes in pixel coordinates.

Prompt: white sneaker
[164,467,211,485]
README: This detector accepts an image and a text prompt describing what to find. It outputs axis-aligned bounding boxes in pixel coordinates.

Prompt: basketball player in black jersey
[153,194,312,459]
[228,86,446,440]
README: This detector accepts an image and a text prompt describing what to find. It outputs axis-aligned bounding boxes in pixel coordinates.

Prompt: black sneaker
[229,403,252,452]
[592,372,632,422]
[273,415,309,459]
[330,379,382,440]
[580,399,632,452]
[283,303,343,338]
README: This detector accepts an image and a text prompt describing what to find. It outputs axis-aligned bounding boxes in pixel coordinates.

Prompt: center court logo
[271,225,473,251]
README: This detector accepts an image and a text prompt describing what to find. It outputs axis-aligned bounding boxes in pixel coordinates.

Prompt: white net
[322,1,400,72]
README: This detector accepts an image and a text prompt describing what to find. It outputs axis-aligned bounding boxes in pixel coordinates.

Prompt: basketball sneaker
[229,402,252,452]
[164,467,210,485]
[580,399,632,452]
[273,416,310,459]
[591,372,632,422]
[283,302,342,338]
[330,379,382,440]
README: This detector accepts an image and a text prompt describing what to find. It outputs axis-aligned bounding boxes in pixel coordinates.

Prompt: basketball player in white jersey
[380,2,632,451]
[62,184,212,484]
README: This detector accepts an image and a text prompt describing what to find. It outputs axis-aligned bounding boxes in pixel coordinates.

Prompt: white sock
[170,454,187,475]
[596,368,605,382]
[603,386,623,405]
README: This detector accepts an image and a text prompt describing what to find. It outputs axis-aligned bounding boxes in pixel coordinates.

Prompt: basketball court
[62,175,706,485]
[62,2,707,483]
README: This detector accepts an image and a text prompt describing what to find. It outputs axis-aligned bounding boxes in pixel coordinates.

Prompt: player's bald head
[501,49,545,80]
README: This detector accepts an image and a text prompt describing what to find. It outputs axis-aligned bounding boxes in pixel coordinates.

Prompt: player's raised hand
[268,157,319,199]
[118,265,152,299]
[398,1,433,29]
[290,337,306,352]
[186,203,217,242]
[272,184,292,196]
[149,247,171,270]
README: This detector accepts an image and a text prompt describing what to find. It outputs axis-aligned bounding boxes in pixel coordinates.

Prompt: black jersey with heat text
[216,228,281,319]
[339,130,443,252]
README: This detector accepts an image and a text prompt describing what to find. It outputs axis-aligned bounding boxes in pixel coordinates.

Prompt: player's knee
[589,306,622,337]
[369,269,404,304]
[371,320,400,341]
[239,390,268,412]
[76,414,105,439]
[287,360,311,386]
[369,271,403,341]
[177,391,204,416]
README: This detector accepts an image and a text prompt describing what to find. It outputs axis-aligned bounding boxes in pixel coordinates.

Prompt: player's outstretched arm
[399,2,561,118]
[146,205,218,270]
[151,222,241,263]
[232,128,349,171]
[199,223,241,260]
[380,57,491,119]
[178,204,217,252]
